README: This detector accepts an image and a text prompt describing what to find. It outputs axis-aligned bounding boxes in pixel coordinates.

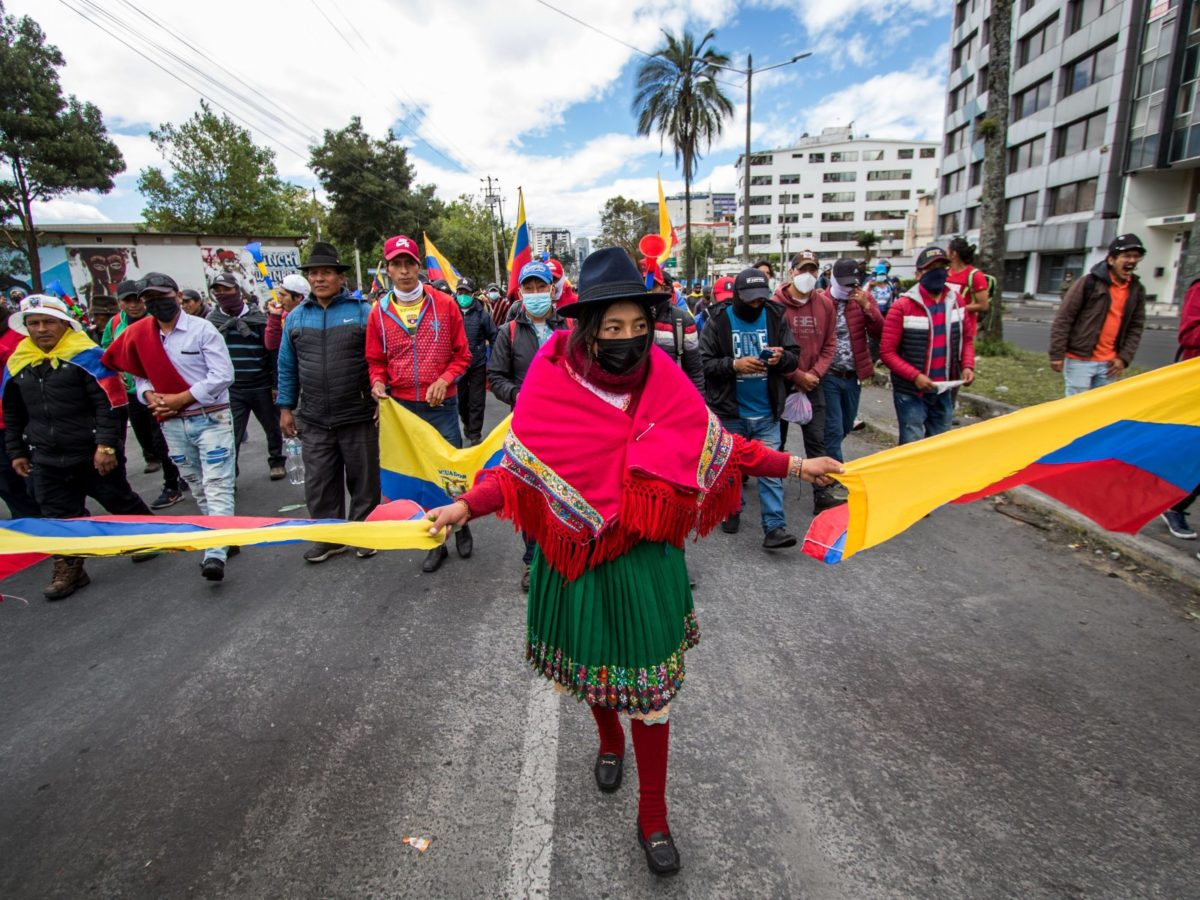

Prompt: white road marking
[500,681,561,899]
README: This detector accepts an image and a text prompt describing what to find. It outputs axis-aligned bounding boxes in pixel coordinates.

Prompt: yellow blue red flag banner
[803,358,1200,564]
[656,174,679,266]
[422,234,461,292]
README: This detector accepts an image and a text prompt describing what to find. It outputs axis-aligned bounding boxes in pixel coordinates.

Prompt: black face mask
[594,334,649,375]
[146,297,180,322]
[732,295,764,322]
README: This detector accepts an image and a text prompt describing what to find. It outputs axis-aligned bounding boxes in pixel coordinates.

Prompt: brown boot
[43,556,89,601]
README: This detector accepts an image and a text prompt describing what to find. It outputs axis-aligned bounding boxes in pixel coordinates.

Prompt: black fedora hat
[299,241,351,273]
[563,247,670,318]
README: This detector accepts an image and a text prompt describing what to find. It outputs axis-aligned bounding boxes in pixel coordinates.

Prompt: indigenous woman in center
[426,248,842,877]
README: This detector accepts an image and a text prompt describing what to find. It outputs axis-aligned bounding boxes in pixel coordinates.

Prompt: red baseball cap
[713,276,735,302]
[547,258,564,280]
[384,234,420,262]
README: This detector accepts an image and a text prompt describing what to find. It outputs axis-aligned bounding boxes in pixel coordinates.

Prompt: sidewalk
[1005,301,1179,331]
[856,382,1200,593]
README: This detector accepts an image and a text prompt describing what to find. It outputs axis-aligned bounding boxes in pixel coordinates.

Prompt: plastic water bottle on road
[284,437,305,485]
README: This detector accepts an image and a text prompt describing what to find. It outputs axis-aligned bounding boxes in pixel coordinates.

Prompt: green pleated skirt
[525,540,699,715]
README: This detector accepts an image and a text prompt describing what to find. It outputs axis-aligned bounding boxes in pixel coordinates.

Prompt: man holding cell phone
[699,267,801,550]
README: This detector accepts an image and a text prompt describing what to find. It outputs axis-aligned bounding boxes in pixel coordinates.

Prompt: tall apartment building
[530,226,573,259]
[734,127,940,273]
[662,191,738,227]
[938,0,1196,303]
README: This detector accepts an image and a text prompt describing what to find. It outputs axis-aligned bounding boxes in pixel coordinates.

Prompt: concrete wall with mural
[21,229,303,309]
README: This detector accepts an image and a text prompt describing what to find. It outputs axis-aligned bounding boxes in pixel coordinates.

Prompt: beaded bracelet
[787,455,806,480]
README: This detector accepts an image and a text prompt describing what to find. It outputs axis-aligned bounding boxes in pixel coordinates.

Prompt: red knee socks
[591,704,625,757]
[630,719,670,838]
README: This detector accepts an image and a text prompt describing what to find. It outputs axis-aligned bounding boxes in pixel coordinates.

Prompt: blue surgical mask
[523,292,552,317]
[919,268,950,295]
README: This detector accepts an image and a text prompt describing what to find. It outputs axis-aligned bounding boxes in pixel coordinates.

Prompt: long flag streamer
[505,187,532,301]
[422,234,462,292]
[803,357,1200,564]
[656,174,679,267]
[245,242,278,307]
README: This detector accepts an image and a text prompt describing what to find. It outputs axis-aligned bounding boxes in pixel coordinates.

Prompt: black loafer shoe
[455,523,474,559]
[636,819,681,876]
[422,544,448,573]
[200,558,225,582]
[762,527,798,550]
[720,512,740,534]
[594,753,623,793]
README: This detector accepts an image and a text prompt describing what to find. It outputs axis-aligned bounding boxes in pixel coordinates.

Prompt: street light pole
[743,54,753,265]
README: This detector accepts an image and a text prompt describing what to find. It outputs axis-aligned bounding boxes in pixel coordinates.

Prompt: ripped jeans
[160,408,237,562]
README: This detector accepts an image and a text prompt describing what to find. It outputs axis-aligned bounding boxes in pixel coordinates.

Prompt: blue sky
[17,0,952,238]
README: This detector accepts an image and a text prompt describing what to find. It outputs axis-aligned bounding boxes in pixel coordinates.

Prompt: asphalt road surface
[1004,320,1179,370]
[1,409,1197,899]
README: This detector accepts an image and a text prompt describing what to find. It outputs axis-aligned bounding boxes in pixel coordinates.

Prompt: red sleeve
[459,473,503,518]
[861,297,884,339]
[1180,282,1200,353]
[813,299,837,378]
[733,433,791,478]
[880,300,921,382]
[960,297,976,371]
[971,270,989,293]
[264,312,282,351]
[439,297,472,384]
[365,306,389,387]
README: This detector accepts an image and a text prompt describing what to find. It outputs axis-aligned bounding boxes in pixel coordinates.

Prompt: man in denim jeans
[1049,234,1147,396]
[103,272,236,581]
[699,267,800,550]
[880,246,976,445]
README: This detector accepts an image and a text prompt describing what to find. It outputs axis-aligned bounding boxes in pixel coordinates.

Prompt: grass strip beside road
[971,341,1144,408]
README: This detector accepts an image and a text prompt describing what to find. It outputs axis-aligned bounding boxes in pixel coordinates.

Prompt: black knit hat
[299,241,351,272]
[562,247,669,318]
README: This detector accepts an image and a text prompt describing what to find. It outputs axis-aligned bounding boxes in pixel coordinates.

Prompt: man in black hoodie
[208,273,284,479]
[699,267,800,550]
[452,277,497,446]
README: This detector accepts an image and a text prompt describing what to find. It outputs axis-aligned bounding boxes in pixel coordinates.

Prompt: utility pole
[482,176,502,286]
[743,53,752,265]
[354,247,363,292]
[311,187,321,242]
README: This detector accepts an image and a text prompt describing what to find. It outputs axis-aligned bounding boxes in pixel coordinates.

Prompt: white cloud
[801,60,948,142]
[31,196,112,224]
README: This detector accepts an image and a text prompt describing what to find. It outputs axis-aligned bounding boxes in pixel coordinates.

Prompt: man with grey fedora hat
[276,242,380,564]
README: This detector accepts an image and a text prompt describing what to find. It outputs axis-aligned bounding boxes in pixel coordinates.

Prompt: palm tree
[633,29,734,286]
[856,230,880,263]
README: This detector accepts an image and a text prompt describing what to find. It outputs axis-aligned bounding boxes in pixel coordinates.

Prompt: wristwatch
[96,445,116,456]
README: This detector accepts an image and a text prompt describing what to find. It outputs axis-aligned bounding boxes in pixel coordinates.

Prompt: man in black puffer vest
[208,273,283,479]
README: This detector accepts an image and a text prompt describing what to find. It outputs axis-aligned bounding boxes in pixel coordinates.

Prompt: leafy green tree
[430,194,503,286]
[138,101,306,236]
[309,117,442,256]
[855,230,881,263]
[596,196,656,260]
[681,231,718,282]
[0,3,123,290]
[633,29,733,285]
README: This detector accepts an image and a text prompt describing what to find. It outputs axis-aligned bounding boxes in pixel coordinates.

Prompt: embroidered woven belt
[177,403,230,418]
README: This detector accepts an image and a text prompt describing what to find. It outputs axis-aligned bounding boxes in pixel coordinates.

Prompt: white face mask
[392,283,423,303]
[793,272,817,294]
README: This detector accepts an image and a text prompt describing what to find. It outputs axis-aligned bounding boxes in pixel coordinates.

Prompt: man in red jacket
[821,258,884,461]
[1160,277,1200,541]
[366,233,472,573]
[880,245,976,444]
[773,249,840,512]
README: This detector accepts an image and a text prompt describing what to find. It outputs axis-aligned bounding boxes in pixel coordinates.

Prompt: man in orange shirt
[1048,234,1147,396]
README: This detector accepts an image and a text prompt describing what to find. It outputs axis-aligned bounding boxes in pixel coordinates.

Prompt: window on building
[869,169,913,181]
[1063,40,1117,96]
[1008,134,1046,172]
[792,152,804,158]
[1048,178,1098,215]
[779,173,801,184]
[898,148,915,159]
[809,153,826,163]
[830,151,860,162]
[866,190,912,201]
[939,212,961,234]
[880,229,905,241]
[982,16,991,45]
[965,206,981,229]
[802,193,814,198]
[821,231,859,243]
[823,171,857,182]
[822,211,855,222]
[945,125,969,154]
[953,32,977,70]
[942,168,965,193]
[1021,0,1036,12]
[750,175,773,185]
[1003,257,1028,293]
[821,191,856,203]
[1054,110,1106,158]
[1067,0,1108,35]
[748,194,771,206]
[780,213,799,224]
[919,148,937,159]
[750,154,774,165]
[802,212,813,218]
[969,160,983,187]
[778,192,801,204]
[949,78,974,112]
[744,233,771,245]
[976,64,990,95]
[1018,15,1058,67]
[864,210,907,221]
[747,215,772,225]
[955,0,968,28]
[1037,252,1086,293]
[862,150,885,161]
[1013,77,1053,120]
